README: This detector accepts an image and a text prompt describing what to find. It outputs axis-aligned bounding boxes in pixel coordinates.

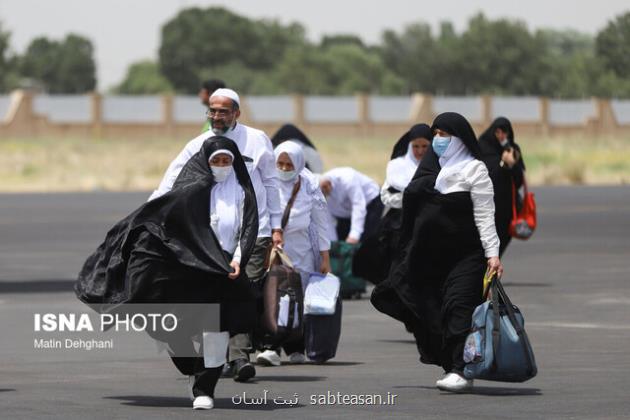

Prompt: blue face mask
[432,135,451,157]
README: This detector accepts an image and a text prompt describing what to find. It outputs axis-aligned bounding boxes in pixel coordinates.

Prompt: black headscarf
[479,116,514,145]
[430,112,481,159]
[390,123,432,160]
[271,123,317,149]
[75,136,258,305]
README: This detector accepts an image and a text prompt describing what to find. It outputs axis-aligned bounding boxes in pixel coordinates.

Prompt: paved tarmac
[1,186,629,419]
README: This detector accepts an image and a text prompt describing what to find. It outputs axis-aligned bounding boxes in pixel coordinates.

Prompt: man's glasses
[206,108,232,118]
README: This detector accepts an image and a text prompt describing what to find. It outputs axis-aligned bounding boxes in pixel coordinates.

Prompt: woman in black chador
[75,137,258,410]
[478,117,525,256]
[371,112,503,393]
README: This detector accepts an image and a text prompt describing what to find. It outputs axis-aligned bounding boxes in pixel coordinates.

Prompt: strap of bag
[490,276,501,372]
[495,277,536,376]
[281,177,302,230]
[268,246,294,269]
[488,274,536,377]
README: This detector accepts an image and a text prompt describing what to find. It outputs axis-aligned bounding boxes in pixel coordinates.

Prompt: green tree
[115,60,173,94]
[449,13,549,95]
[158,7,306,93]
[596,12,630,79]
[0,22,20,92]
[20,34,96,93]
[380,23,441,93]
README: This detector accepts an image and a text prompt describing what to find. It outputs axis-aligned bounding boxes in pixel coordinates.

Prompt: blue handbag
[463,275,537,382]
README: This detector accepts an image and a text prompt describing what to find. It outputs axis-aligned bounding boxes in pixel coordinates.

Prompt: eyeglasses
[206,108,232,118]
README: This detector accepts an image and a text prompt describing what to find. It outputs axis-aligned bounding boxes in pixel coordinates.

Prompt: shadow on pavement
[502,282,551,288]
[0,279,74,294]
[250,375,326,383]
[376,339,416,344]
[0,389,16,393]
[404,385,542,396]
[307,361,364,366]
[105,395,304,410]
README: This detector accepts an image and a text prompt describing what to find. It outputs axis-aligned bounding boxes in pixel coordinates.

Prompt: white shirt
[148,123,282,238]
[437,159,501,258]
[279,172,331,273]
[323,167,380,240]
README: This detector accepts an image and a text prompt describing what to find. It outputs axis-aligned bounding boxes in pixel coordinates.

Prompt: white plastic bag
[277,294,300,328]
[202,331,229,368]
[304,273,340,315]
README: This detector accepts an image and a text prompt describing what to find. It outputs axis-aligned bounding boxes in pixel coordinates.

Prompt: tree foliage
[20,34,96,93]
[115,60,173,94]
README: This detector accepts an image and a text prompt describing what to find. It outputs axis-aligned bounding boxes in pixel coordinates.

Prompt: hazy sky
[1,0,628,90]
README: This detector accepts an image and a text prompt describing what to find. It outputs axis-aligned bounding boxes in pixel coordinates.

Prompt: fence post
[162,95,174,138]
[90,92,102,139]
[292,94,305,126]
[410,93,433,123]
[540,97,550,137]
[482,94,492,127]
[357,93,370,135]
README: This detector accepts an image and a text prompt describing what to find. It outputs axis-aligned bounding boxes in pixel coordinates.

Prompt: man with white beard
[149,88,283,383]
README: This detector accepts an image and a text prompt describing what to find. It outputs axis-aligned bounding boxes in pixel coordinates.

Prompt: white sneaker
[256,350,281,366]
[192,395,214,410]
[288,352,306,364]
[436,372,473,393]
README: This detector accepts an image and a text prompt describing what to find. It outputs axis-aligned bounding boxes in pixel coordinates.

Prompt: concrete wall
[1,90,629,140]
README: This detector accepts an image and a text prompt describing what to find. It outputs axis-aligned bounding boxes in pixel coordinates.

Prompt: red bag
[509,176,536,240]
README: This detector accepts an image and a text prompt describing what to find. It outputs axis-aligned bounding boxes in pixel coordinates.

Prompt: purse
[509,174,536,240]
[463,274,538,382]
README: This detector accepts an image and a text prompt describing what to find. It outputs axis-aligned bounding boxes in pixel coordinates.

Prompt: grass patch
[0,134,629,192]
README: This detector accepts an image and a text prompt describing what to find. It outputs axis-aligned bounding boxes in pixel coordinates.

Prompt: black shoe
[233,359,256,382]
[221,362,234,378]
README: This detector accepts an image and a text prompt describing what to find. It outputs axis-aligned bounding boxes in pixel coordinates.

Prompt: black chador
[478,117,525,256]
[75,136,259,335]
[371,113,487,374]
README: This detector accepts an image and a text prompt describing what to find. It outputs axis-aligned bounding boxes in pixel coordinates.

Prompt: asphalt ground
[1,186,629,419]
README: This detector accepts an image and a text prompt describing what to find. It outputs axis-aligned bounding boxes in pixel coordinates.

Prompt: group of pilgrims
[75,83,526,409]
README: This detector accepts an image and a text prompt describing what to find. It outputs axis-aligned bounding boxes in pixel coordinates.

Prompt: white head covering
[386,142,420,191]
[274,141,306,177]
[434,136,475,193]
[208,149,234,164]
[209,149,243,254]
[210,88,240,108]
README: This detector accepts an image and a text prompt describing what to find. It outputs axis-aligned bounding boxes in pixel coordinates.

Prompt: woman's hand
[272,229,284,247]
[501,148,517,168]
[345,236,359,245]
[487,256,503,278]
[319,251,331,274]
[228,261,240,280]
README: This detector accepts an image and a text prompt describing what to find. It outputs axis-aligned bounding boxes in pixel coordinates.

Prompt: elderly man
[149,88,283,383]
[198,79,226,133]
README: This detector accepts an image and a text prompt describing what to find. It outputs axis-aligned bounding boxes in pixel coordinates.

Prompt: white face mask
[210,165,233,182]
[276,168,297,182]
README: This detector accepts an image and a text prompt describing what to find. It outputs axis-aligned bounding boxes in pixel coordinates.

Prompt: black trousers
[335,196,384,241]
[170,356,223,397]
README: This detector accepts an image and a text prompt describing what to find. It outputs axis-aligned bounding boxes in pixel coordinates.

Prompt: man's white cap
[210,88,240,107]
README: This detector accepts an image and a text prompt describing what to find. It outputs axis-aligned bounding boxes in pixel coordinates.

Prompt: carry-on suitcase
[304,297,342,363]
